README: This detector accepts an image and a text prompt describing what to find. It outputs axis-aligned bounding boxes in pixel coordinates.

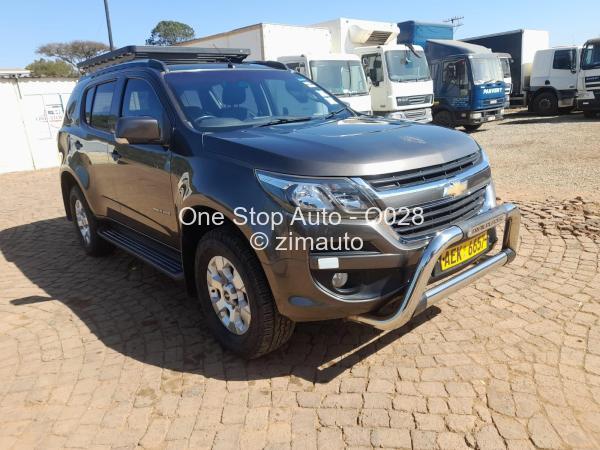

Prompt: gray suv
[58,46,520,358]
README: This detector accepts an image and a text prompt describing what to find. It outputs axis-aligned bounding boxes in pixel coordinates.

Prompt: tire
[583,110,597,119]
[533,92,558,116]
[463,124,482,132]
[433,110,455,128]
[69,185,113,256]
[195,227,295,359]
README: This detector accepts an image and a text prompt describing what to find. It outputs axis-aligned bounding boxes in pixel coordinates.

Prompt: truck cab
[496,53,513,107]
[577,38,600,118]
[352,44,433,122]
[277,53,372,114]
[425,40,506,131]
[528,46,580,115]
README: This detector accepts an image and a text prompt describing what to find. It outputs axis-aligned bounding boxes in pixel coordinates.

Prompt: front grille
[363,152,481,191]
[407,95,426,104]
[404,108,426,119]
[391,187,487,240]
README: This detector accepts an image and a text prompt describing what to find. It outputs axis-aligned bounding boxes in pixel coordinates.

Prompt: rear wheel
[533,92,558,116]
[195,227,295,359]
[463,124,482,132]
[69,186,113,256]
[433,110,455,128]
[583,110,597,119]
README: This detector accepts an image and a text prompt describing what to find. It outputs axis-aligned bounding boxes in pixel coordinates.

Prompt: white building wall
[0,78,76,174]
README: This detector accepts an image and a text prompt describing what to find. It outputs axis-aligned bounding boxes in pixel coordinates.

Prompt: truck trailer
[462,30,550,108]
[313,18,435,122]
[399,21,506,131]
[178,23,372,114]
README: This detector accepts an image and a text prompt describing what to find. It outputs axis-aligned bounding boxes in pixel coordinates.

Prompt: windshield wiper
[257,116,313,127]
[325,107,350,119]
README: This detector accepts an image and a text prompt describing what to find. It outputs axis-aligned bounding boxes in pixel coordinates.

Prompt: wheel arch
[60,170,84,221]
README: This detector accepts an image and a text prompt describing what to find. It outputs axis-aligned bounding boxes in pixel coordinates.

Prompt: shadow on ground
[1,217,439,383]
[501,110,597,125]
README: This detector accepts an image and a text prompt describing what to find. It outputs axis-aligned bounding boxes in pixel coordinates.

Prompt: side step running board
[98,228,184,280]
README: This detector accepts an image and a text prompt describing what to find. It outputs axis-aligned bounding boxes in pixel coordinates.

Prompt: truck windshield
[165,69,348,130]
[385,50,430,82]
[309,60,368,96]
[582,42,600,70]
[470,56,504,85]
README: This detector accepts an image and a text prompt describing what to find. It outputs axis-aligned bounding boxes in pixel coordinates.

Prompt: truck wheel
[463,124,482,132]
[533,92,558,116]
[433,110,455,128]
[583,110,597,119]
[195,227,295,359]
[69,186,113,256]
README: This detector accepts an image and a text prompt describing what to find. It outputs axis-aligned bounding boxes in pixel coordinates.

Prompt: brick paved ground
[0,168,599,449]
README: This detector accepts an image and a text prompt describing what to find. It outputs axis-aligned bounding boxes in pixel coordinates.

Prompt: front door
[110,77,178,247]
[550,48,578,92]
[361,52,387,112]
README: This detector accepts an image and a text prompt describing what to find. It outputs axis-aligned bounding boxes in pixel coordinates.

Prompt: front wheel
[433,110,455,128]
[533,92,558,116]
[195,228,295,359]
[463,124,482,132]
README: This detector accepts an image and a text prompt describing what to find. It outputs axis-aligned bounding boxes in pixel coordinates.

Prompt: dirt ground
[471,109,600,202]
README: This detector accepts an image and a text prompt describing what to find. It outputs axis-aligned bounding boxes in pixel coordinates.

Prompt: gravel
[468,109,600,202]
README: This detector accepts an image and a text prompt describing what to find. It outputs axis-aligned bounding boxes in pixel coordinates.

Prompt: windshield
[471,56,504,85]
[309,60,368,96]
[500,58,511,78]
[385,49,430,82]
[582,42,600,70]
[165,69,348,130]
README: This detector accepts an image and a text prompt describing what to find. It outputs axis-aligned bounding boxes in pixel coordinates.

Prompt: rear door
[75,79,120,218]
[110,76,178,246]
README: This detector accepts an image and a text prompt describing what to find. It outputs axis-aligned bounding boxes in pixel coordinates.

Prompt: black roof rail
[248,60,288,70]
[78,45,251,74]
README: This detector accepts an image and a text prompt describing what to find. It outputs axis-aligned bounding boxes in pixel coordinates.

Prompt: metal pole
[103,0,114,51]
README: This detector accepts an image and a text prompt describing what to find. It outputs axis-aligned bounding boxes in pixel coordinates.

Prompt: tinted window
[90,81,117,131]
[121,79,164,123]
[553,49,574,70]
[84,86,95,124]
[443,59,468,85]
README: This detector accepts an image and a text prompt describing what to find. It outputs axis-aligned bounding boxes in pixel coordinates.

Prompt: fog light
[471,112,482,119]
[332,272,348,289]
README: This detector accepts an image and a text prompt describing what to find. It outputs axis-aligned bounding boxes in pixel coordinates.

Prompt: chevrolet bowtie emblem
[444,181,468,198]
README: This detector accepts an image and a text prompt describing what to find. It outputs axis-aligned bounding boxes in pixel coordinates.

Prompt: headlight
[256,171,375,214]
[471,112,482,119]
[396,96,410,106]
[425,94,434,104]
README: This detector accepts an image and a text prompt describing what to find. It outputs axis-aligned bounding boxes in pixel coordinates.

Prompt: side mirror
[115,116,164,145]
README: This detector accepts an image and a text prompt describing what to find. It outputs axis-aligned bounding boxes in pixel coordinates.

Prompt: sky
[1,0,598,68]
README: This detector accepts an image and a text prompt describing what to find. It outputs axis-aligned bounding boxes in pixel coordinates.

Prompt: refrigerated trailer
[178,23,372,113]
[462,30,549,106]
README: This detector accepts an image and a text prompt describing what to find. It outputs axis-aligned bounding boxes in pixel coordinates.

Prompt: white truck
[178,23,372,114]
[577,38,600,118]
[314,18,434,122]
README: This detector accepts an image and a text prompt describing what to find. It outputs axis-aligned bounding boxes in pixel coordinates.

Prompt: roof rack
[78,45,251,73]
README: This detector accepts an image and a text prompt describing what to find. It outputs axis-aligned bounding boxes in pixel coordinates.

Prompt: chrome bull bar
[348,203,521,331]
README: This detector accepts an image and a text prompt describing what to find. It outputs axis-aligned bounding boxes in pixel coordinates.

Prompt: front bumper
[578,97,600,111]
[348,203,520,330]
[385,107,433,123]
[453,108,504,125]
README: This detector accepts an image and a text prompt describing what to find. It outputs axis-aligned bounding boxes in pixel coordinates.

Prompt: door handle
[111,149,121,161]
[74,140,83,150]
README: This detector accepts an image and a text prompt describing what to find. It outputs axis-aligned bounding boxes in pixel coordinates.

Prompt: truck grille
[363,152,481,191]
[407,95,426,104]
[391,186,487,240]
[404,108,427,120]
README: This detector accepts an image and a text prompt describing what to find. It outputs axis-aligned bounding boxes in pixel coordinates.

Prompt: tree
[36,40,109,71]
[26,59,77,78]
[146,20,195,46]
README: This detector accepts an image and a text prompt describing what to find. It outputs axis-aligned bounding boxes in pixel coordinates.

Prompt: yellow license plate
[439,233,488,271]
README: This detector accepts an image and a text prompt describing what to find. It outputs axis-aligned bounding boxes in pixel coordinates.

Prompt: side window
[286,62,306,75]
[84,86,95,124]
[443,60,467,86]
[121,78,164,123]
[90,81,117,131]
[553,49,575,70]
[361,54,383,83]
[64,96,78,126]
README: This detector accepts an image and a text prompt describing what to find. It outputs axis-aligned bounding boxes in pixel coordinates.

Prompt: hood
[202,117,481,177]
